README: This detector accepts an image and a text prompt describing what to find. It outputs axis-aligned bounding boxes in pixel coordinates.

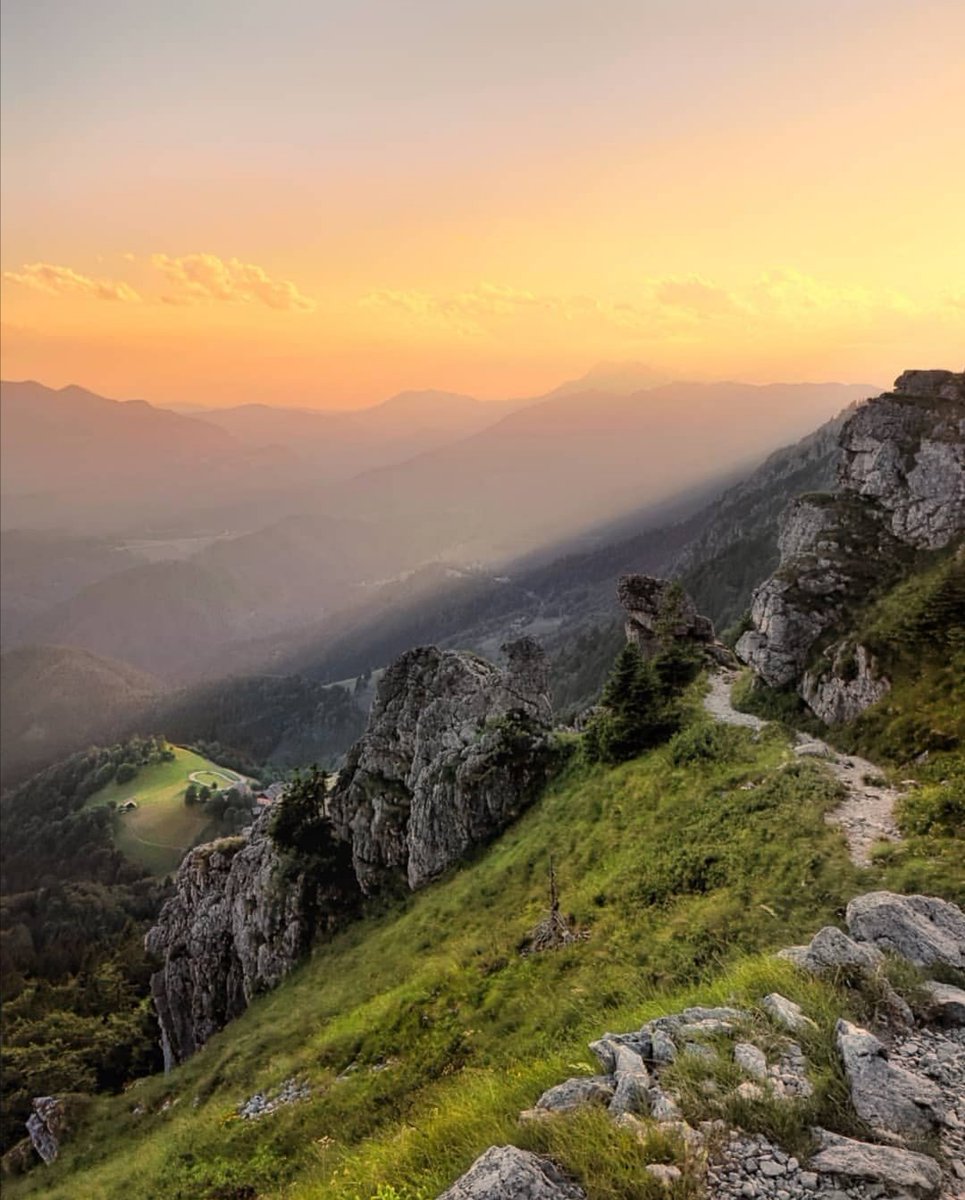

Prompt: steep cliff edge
[145,816,358,1069]
[145,638,560,1064]
[329,637,559,893]
[737,370,964,723]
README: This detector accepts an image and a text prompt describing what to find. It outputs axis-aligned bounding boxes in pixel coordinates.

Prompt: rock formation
[464,890,964,1200]
[617,574,718,659]
[329,638,559,894]
[146,638,560,1064]
[737,370,964,721]
[145,813,358,1069]
[437,1146,586,1200]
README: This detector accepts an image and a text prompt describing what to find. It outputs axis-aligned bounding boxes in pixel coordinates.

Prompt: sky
[2,0,964,408]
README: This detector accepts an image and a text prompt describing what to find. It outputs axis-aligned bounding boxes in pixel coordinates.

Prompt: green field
[86,746,243,876]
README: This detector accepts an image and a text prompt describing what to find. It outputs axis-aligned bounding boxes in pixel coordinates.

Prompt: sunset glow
[3,0,964,407]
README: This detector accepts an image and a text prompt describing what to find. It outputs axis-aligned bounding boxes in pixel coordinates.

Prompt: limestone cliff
[329,637,559,893]
[146,638,559,1062]
[146,815,358,1068]
[737,370,964,722]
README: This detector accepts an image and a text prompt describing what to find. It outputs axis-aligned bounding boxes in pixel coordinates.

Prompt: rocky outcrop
[329,639,559,894]
[737,369,964,719]
[146,814,358,1069]
[146,639,560,1066]
[845,891,965,969]
[617,575,719,660]
[437,1146,586,1200]
[835,1018,946,1139]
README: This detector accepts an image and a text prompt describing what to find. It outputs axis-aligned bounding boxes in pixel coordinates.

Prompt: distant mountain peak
[545,361,668,398]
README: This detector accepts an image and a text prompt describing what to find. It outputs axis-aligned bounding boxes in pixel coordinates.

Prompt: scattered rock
[608,1044,651,1117]
[845,891,965,969]
[734,1042,768,1079]
[645,1163,682,1185]
[810,1129,942,1197]
[534,1076,615,1113]
[761,993,816,1034]
[237,1077,311,1120]
[919,979,965,1026]
[779,926,883,975]
[436,1145,586,1199]
[835,1019,946,1138]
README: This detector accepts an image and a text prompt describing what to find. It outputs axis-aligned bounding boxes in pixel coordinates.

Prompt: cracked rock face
[145,814,357,1068]
[809,1130,943,1197]
[436,1146,586,1200]
[737,370,964,718]
[330,639,558,894]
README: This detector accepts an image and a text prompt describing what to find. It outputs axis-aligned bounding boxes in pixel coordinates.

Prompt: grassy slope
[84,746,236,876]
[13,698,962,1200]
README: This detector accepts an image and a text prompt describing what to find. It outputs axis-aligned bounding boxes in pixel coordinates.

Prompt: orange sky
[2,0,963,408]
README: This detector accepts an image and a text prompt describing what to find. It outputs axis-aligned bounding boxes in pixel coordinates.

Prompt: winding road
[704,669,901,866]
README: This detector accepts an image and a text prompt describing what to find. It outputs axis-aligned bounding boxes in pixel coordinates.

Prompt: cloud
[653,275,746,318]
[150,253,315,311]
[2,263,141,302]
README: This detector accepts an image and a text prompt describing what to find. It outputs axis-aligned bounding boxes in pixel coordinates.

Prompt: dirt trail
[704,669,901,866]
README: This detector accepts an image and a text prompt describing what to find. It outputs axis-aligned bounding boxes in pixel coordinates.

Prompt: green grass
[84,746,239,876]
[12,708,962,1200]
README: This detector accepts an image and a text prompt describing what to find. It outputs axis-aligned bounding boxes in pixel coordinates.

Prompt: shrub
[669,722,745,767]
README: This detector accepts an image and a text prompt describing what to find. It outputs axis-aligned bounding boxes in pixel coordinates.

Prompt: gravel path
[703,670,901,867]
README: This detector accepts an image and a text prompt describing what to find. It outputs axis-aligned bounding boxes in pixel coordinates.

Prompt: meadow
[85,746,245,876]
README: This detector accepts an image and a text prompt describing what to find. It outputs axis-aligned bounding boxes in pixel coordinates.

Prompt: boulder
[436,1146,586,1200]
[608,1044,650,1117]
[835,1019,946,1138]
[534,1076,615,1113]
[737,371,964,714]
[845,891,965,969]
[919,979,965,1026]
[733,1042,767,1079]
[761,993,816,1033]
[809,1129,942,1197]
[778,925,883,975]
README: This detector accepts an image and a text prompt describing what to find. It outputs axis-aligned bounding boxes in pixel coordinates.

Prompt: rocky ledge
[441,890,965,1200]
[737,369,964,723]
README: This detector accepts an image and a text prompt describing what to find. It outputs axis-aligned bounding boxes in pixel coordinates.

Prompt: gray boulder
[761,992,816,1033]
[145,813,358,1068]
[846,891,965,969]
[608,1044,650,1117]
[835,1019,946,1138]
[810,1129,942,1197]
[919,979,965,1026]
[436,1146,585,1200]
[779,925,883,975]
[534,1076,615,1113]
